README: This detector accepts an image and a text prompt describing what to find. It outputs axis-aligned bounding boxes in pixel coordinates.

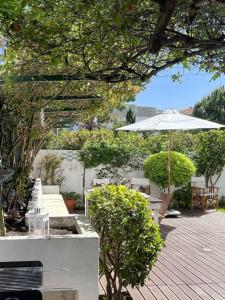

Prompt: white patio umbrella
[116,109,224,201]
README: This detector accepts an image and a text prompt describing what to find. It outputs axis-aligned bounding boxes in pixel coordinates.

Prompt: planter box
[0,215,99,300]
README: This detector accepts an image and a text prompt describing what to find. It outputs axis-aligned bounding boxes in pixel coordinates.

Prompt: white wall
[212,166,225,198]
[32,150,225,198]
[0,216,99,300]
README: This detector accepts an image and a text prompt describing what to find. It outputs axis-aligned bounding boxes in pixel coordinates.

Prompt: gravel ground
[6,227,77,236]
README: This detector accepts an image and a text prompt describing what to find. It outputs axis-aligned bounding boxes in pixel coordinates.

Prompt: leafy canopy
[193,130,225,186]
[193,86,225,124]
[79,130,145,169]
[88,184,162,297]
[144,151,196,189]
[0,0,225,83]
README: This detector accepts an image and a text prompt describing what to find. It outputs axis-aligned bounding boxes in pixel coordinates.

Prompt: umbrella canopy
[116,109,224,131]
[116,109,224,216]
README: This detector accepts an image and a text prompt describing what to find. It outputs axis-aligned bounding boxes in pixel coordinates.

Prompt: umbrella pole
[168,130,172,194]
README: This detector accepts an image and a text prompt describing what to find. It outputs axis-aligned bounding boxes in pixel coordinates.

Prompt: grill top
[0,261,43,291]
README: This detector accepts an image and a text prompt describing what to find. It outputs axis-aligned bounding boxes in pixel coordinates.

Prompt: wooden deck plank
[160,244,225,283]
[127,286,145,300]
[158,285,181,300]
[178,284,209,300]
[98,281,105,296]
[138,285,157,300]
[189,284,217,300]
[149,286,169,300]
[166,285,193,300]
[167,233,225,270]
[199,284,225,300]
[208,284,225,298]
[158,255,200,285]
[163,237,225,281]
[99,211,225,299]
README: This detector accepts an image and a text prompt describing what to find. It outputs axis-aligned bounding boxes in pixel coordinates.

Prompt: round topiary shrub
[87,184,162,299]
[144,151,196,189]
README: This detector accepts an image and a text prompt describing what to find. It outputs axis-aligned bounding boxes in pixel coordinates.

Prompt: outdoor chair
[130,178,151,195]
[191,176,219,211]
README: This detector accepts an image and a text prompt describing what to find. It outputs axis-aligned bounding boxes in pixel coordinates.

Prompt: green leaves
[1,0,225,84]
[79,130,145,170]
[88,184,162,288]
[193,86,225,125]
[144,151,196,189]
[193,130,225,186]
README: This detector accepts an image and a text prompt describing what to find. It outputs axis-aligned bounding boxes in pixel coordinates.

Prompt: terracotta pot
[64,198,76,212]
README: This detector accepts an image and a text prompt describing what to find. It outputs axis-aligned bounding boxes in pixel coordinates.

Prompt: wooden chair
[130,178,151,195]
[191,176,219,211]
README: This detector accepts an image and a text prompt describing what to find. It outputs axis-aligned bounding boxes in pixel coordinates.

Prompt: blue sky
[134,65,225,109]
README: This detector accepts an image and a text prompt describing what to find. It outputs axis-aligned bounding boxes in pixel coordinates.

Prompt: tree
[143,132,195,156]
[144,151,196,190]
[193,87,225,124]
[194,130,225,187]
[88,184,162,300]
[79,130,145,181]
[0,1,225,84]
[126,107,136,124]
[0,81,102,207]
[0,69,140,206]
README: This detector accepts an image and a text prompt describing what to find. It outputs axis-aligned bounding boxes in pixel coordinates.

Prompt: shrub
[144,151,196,189]
[171,183,192,209]
[88,185,162,299]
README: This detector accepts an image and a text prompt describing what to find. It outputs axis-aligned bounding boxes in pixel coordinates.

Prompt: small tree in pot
[88,185,162,300]
[144,151,196,215]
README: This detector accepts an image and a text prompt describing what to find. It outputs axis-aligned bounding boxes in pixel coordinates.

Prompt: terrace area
[99,210,225,300]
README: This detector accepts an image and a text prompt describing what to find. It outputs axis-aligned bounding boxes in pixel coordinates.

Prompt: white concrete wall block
[0,234,99,300]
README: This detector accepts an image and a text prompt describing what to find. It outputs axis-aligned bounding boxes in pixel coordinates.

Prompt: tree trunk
[0,204,6,236]
[159,191,172,220]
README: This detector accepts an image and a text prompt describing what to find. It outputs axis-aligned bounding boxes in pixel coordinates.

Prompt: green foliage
[143,132,195,156]
[79,130,145,173]
[46,129,96,150]
[171,183,192,209]
[144,151,196,189]
[1,1,225,83]
[38,154,64,185]
[219,196,225,209]
[61,192,81,201]
[193,130,225,186]
[126,107,136,124]
[193,87,225,124]
[88,185,162,298]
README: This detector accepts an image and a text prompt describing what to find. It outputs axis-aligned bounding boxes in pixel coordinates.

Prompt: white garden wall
[32,150,225,198]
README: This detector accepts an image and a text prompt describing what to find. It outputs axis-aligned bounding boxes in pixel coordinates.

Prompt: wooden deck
[99,210,225,299]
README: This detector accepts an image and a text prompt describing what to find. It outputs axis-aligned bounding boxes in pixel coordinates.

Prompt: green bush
[144,151,196,189]
[171,183,192,209]
[88,185,162,298]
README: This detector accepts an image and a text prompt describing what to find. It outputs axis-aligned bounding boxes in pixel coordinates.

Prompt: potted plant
[37,154,64,194]
[62,192,81,212]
